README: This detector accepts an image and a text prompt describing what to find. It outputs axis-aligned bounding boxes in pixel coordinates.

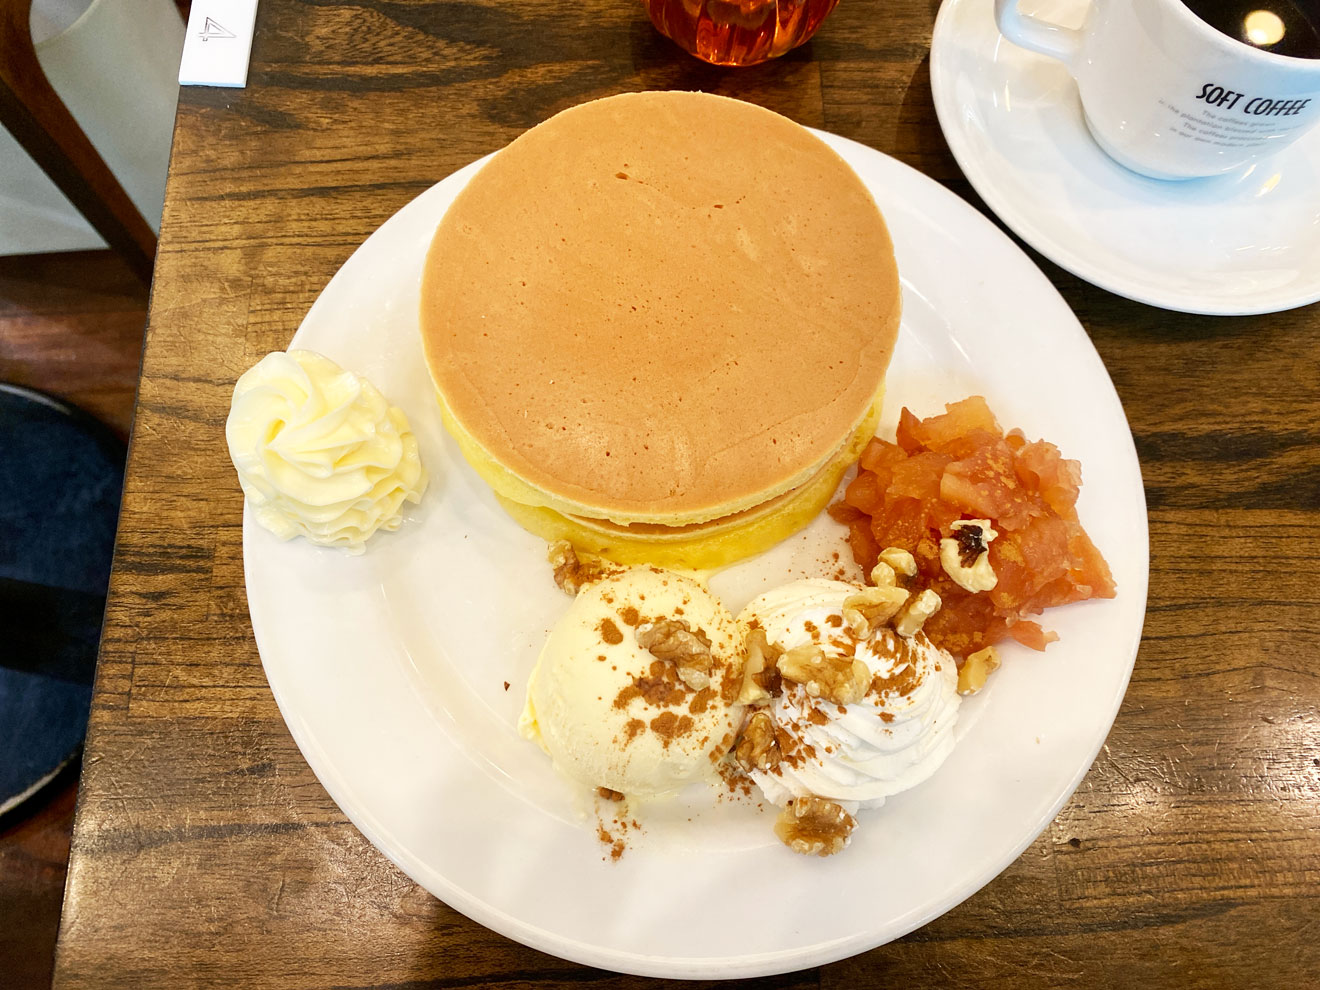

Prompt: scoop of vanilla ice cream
[521,566,745,799]
[226,350,427,553]
[738,578,960,809]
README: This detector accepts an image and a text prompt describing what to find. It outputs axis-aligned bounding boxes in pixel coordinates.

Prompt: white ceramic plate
[931,0,1320,316]
[243,130,1148,979]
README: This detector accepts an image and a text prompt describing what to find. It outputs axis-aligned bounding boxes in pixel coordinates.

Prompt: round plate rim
[243,125,1149,979]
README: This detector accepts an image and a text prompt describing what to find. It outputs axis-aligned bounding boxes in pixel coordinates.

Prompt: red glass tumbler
[644,0,841,66]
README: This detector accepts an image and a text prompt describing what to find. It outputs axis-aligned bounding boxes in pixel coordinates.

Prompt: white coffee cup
[994,0,1320,179]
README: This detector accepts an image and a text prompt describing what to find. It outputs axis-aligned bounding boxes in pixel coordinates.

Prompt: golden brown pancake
[420,91,901,560]
[490,401,882,570]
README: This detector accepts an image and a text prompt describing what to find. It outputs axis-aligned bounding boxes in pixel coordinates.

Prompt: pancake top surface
[421,91,900,523]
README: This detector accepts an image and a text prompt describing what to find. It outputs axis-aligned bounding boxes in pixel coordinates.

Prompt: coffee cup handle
[993,0,1082,67]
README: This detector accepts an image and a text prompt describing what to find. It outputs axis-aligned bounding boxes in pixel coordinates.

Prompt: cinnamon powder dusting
[710,730,736,763]
[599,618,624,645]
[717,758,756,796]
[688,686,715,715]
[866,631,924,699]
[649,711,695,747]
[596,807,642,862]
[869,662,922,699]
[613,657,688,710]
[596,823,626,861]
[719,657,743,704]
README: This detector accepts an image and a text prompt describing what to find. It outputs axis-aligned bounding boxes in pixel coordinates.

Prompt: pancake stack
[420,91,901,569]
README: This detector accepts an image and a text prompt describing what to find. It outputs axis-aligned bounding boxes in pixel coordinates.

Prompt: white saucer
[930,0,1320,316]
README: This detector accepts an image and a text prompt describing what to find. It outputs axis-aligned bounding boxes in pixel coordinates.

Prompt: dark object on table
[644,0,840,65]
[0,384,124,815]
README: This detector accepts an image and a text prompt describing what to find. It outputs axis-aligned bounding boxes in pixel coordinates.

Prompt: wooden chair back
[0,0,158,282]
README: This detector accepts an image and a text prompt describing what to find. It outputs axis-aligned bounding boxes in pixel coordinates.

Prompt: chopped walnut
[869,561,896,587]
[773,795,857,856]
[776,644,870,705]
[635,618,713,691]
[734,710,780,771]
[548,540,611,596]
[740,627,783,704]
[842,585,909,637]
[893,589,942,638]
[841,607,870,640]
[878,546,918,578]
[940,520,999,593]
[596,787,625,802]
[958,645,1001,695]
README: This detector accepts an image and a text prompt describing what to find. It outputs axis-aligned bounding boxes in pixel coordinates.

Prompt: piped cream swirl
[226,350,427,553]
[737,579,960,810]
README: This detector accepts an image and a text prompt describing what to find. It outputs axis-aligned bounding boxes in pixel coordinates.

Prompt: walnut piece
[740,627,783,704]
[940,520,999,593]
[773,795,857,857]
[869,561,896,588]
[776,644,870,705]
[893,588,942,638]
[635,618,714,691]
[842,607,869,640]
[734,710,780,771]
[548,540,612,596]
[958,645,1001,695]
[878,546,918,578]
[842,585,909,637]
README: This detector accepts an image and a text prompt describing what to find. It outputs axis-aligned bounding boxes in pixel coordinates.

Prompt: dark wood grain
[0,250,147,439]
[0,765,79,990]
[49,1,1320,987]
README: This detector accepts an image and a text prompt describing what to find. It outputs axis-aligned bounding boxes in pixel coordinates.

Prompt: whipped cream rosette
[737,579,961,811]
[226,350,427,553]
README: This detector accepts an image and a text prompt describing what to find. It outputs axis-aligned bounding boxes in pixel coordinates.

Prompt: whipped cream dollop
[226,350,427,553]
[737,579,960,810]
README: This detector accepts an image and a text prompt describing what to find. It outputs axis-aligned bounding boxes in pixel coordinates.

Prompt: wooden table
[52,1,1320,986]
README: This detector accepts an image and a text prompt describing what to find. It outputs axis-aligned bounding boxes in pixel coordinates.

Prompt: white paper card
[179,0,259,87]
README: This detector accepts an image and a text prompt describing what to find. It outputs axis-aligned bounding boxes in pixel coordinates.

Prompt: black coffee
[1182,0,1320,58]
